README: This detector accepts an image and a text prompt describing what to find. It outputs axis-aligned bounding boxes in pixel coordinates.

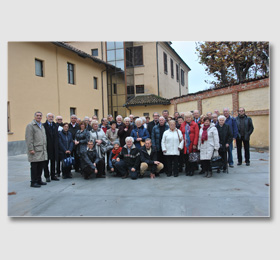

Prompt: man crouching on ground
[114,136,140,180]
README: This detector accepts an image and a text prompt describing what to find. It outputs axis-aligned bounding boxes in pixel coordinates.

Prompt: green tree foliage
[196,41,269,88]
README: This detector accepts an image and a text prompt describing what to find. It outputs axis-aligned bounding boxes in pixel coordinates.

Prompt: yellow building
[8,42,115,155]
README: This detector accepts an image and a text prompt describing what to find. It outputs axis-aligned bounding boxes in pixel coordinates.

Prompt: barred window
[163,52,168,74]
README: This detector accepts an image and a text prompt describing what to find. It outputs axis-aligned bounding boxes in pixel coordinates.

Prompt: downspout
[55,47,61,115]
[178,62,181,97]
[101,68,107,118]
[156,42,160,96]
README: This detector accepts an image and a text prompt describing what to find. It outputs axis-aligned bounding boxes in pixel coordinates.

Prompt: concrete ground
[7,148,270,217]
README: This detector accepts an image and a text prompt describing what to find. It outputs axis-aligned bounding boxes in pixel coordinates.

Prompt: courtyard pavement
[7,148,270,217]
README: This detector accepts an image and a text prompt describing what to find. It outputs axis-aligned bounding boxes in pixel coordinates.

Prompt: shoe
[62,175,67,179]
[189,171,194,176]
[229,165,234,168]
[204,171,208,177]
[217,169,220,173]
[199,170,204,175]
[51,177,60,181]
[37,181,47,185]
[97,174,106,178]
[207,171,213,178]
[67,174,73,178]
[46,177,51,182]
[185,172,190,176]
[174,174,178,177]
[246,162,250,166]
[30,183,41,188]
[139,174,144,178]
[166,173,171,177]
[223,169,227,173]
[237,162,242,166]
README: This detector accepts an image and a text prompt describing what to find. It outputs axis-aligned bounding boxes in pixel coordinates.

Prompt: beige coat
[198,123,220,160]
[25,120,48,162]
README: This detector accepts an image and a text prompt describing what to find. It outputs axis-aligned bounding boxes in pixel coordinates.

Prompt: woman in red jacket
[180,111,199,176]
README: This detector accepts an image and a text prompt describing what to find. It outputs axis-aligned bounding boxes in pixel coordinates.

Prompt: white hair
[135,118,143,124]
[46,113,54,118]
[91,120,99,126]
[124,117,130,122]
[70,114,77,118]
[218,115,226,121]
[56,115,62,119]
[159,116,165,120]
[125,136,134,143]
[84,116,90,120]
[116,115,123,120]
[140,117,146,123]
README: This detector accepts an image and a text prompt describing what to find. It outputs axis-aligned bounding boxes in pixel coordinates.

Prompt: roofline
[124,102,171,108]
[52,42,119,70]
[161,42,191,71]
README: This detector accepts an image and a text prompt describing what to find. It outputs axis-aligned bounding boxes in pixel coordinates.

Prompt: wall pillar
[197,99,202,114]
[232,91,239,116]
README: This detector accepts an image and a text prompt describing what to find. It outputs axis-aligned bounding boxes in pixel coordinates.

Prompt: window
[170,58,174,78]
[136,85,144,94]
[70,107,76,116]
[35,59,43,77]
[176,64,179,82]
[126,46,143,67]
[7,102,10,132]
[113,83,117,94]
[181,69,185,86]
[127,85,135,95]
[143,113,149,117]
[67,62,75,84]
[163,52,168,74]
[91,49,98,56]
[94,109,99,118]
[93,77,98,89]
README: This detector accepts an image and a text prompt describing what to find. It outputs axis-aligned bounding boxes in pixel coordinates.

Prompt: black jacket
[116,122,125,129]
[75,129,90,156]
[216,124,233,152]
[117,144,140,169]
[147,120,158,136]
[118,124,133,147]
[80,148,100,171]
[43,120,59,161]
[58,131,74,159]
[140,146,158,173]
[68,123,80,140]
[235,115,254,141]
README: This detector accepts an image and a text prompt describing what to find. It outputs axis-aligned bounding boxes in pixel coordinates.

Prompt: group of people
[25,107,254,187]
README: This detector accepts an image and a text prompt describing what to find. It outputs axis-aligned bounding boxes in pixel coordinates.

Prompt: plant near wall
[196,41,269,88]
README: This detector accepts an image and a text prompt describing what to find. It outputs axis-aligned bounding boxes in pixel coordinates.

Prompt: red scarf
[112,147,122,160]
[201,125,210,144]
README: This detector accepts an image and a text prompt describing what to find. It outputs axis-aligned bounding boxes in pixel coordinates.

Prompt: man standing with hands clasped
[235,107,254,166]
[25,111,48,188]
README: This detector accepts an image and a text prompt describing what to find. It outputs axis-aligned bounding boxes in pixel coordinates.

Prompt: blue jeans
[227,142,234,166]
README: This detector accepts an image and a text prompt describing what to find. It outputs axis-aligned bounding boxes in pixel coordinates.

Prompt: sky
[171,41,215,94]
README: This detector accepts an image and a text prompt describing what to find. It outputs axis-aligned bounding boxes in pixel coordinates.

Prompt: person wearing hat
[108,140,122,175]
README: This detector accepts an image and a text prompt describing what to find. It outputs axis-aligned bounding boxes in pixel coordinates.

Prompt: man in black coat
[68,114,80,172]
[80,141,105,179]
[43,113,60,181]
[235,107,254,166]
[147,112,159,136]
[140,138,164,178]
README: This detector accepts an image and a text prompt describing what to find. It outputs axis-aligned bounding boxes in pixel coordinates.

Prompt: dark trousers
[114,160,138,179]
[56,159,61,176]
[83,159,105,178]
[71,149,80,171]
[30,161,45,184]
[185,153,196,173]
[157,150,166,173]
[236,137,250,163]
[96,159,106,176]
[179,150,185,170]
[201,160,212,172]
[219,150,228,170]
[165,155,179,176]
[43,159,56,178]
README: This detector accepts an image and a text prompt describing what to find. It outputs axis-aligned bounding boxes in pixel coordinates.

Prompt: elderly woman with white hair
[131,118,150,149]
[115,136,141,180]
[215,115,233,173]
[118,116,134,147]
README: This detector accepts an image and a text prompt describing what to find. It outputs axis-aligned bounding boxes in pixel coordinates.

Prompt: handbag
[63,155,75,168]
[189,151,200,162]
[137,131,145,147]
[211,150,223,168]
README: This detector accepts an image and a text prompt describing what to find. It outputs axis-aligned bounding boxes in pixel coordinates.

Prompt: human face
[103,118,108,125]
[153,113,159,122]
[162,111,169,119]
[34,113,42,122]
[126,139,133,148]
[84,118,89,125]
[71,116,77,124]
[223,109,230,118]
[113,144,120,150]
[174,112,179,119]
[129,115,134,122]
[111,123,116,130]
[204,119,210,126]
[207,113,212,119]
[193,110,199,119]
[178,118,184,125]
[80,124,86,130]
[159,117,165,126]
[47,114,54,123]
[88,142,94,149]
[63,124,69,132]
[145,140,152,150]
[124,119,130,126]
[136,120,142,128]
[214,110,219,115]
[116,117,122,123]
[92,116,98,121]
[238,108,245,116]
[218,118,225,126]
[212,114,218,122]
[56,117,63,124]
[185,116,192,123]
[92,123,98,130]
[169,121,176,130]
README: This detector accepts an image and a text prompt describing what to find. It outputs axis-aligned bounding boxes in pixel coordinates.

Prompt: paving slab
[7,148,270,217]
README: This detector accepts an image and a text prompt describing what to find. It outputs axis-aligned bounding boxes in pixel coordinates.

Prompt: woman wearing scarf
[198,117,220,178]
[180,112,199,176]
